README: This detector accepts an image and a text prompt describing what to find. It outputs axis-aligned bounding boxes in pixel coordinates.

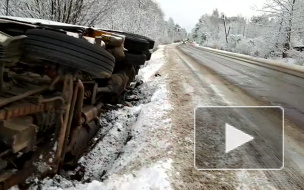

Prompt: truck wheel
[126,33,155,49]
[124,36,149,54]
[121,33,154,50]
[23,29,115,78]
[103,30,155,50]
[124,52,146,66]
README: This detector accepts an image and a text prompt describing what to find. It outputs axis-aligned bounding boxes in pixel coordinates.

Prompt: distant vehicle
[293,46,304,52]
[182,39,189,44]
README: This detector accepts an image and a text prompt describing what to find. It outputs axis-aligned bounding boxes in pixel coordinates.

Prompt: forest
[0,0,188,47]
[191,0,304,65]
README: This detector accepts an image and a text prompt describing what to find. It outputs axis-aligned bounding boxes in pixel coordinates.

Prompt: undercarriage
[0,16,155,190]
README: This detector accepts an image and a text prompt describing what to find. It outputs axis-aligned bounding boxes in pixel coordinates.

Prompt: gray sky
[155,0,267,32]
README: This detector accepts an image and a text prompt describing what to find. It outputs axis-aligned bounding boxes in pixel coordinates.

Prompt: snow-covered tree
[98,0,186,45]
[192,10,279,56]
[0,0,186,47]
[1,0,117,26]
[262,0,304,57]
[0,0,180,46]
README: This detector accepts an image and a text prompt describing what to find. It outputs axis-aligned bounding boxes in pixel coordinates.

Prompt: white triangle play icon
[225,123,254,153]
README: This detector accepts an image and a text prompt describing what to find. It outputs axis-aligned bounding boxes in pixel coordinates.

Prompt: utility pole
[243,23,246,37]
[223,14,228,43]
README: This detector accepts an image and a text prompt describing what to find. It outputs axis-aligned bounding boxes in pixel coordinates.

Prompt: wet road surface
[166,44,304,189]
[178,45,304,127]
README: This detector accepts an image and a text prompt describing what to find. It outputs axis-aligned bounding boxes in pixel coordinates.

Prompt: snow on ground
[195,45,304,74]
[77,105,142,181]
[28,45,172,190]
[272,57,298,65]
[139,45,166,82]
[76,159,172,190]
[195,44,304,67]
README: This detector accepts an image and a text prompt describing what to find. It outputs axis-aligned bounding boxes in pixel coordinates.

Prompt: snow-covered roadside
[27,45,173,190]
[193,43,304,67]
[139,45,167,82]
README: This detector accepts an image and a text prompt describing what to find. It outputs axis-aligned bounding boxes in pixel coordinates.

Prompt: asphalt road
[178,44,304,127]
[167,44,304,189]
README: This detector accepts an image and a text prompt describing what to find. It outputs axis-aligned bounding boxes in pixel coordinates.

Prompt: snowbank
[77,160,172,190]
[139,45,166,82]
[196,46,304,78]
[196,34,304,66]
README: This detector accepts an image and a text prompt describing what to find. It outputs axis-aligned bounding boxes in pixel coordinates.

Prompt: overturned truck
[0,17,154,189]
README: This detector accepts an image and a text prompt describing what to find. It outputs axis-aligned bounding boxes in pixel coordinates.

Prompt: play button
[195,106,284,170]
[225,123,254,153]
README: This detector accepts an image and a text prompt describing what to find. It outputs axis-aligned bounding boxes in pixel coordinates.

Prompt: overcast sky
[155,0,267,32]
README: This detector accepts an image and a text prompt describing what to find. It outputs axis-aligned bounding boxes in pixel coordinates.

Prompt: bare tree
[5,0,8,15]
[0,0,10,15]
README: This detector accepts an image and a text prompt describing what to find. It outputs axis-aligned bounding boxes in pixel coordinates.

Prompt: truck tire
[103,30,154,50]
[124,52,146,66]
[23,29,115,78]
[126,33,155,49]
[124,36,149,53]
[121,33,154,50]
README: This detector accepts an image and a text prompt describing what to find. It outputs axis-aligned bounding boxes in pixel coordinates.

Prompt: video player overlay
[195,106,284,170]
